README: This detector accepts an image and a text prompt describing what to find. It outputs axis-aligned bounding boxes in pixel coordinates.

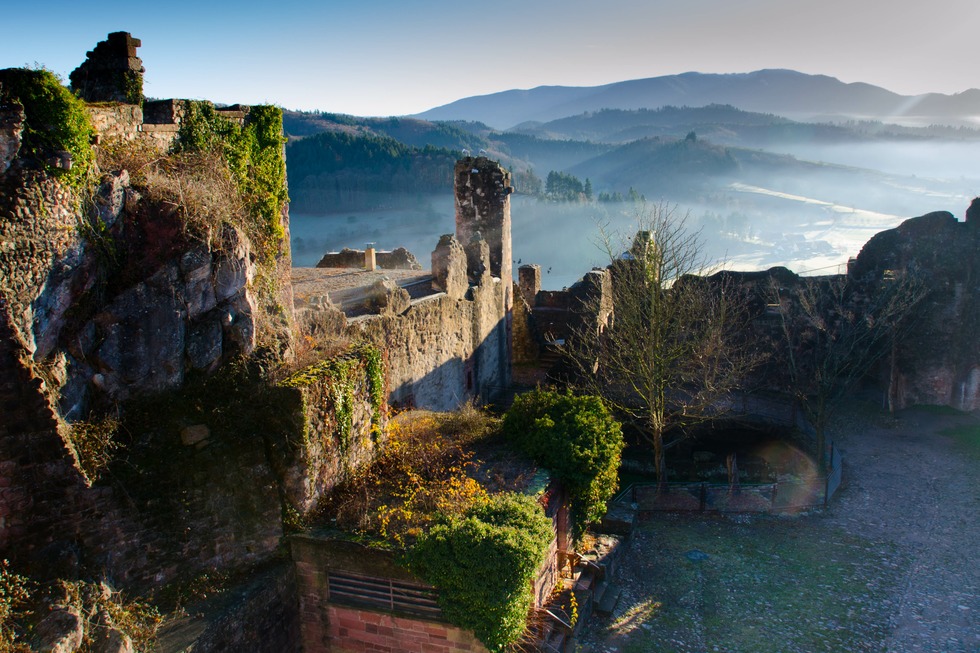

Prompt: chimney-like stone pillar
[518,264,540,307]
[364,244,377,271]
[454,157,513,308]
[69,32,145,104]
[454,156,514,398]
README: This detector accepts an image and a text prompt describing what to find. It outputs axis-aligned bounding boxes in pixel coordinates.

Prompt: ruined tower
[69,31,144,104]
[454,157,513,309]
[454,156,514,395]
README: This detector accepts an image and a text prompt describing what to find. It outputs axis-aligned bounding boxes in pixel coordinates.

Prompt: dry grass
[95,137,162,185]
[65,416,121,483]
[139,151,245,247]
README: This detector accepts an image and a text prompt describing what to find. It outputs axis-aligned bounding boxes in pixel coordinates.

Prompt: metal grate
[327,571,442,619]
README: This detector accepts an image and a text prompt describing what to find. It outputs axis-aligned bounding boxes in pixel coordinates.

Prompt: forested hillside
[286,130,458,212]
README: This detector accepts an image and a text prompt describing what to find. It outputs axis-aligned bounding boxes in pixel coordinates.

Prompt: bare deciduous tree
[772,269,925,467]
[565,203,762,484]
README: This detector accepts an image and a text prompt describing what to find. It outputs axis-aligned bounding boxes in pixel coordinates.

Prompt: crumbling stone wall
[850,210,980,410]
[86,103,143,143]
[349,277,507,411]
[168,563,301,653]
[69,32,144,104]
[273,351,384,515]
[316,247,422,270]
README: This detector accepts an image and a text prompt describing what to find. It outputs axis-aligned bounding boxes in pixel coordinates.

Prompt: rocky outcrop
[22,169,259,414]
[31,607,84,653]
[850,208,980,410]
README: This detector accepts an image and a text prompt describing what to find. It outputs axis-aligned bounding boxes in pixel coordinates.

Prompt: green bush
[502,388,624,535]
[0,68,95,186]
[404,493,552,651]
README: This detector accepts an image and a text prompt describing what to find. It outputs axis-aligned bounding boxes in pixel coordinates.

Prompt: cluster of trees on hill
[285,131,457,212]
[545,170,591,201]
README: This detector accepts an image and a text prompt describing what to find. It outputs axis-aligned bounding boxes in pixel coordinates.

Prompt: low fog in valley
[290,134,976,290]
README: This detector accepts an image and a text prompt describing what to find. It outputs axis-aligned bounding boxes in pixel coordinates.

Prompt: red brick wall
[326,605,486,653]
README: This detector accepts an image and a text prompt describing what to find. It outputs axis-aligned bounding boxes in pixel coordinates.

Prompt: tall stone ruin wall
[850,209,980,411]
[349,277,508,411]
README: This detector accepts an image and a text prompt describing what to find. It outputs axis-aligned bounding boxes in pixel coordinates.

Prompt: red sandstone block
[360,611,383,625]
[337,615,365,631]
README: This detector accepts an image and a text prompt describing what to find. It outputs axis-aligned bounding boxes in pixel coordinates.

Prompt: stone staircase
[533,535,625,652]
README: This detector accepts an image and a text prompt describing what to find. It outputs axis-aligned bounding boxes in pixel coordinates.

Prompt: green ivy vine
[174,101,288,261]
[0,68,95,188]
[282,344,386,453]
[404,493,553,651]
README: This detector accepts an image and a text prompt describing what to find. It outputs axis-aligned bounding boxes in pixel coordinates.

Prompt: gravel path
[823,405,980,652]
[581,401,980,653]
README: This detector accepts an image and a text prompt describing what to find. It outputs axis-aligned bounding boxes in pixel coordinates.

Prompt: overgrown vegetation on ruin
[316,405,553,650]
[0,68,95,188]
[317,407,502,542]
[174,102,288,260]
[405,493,553,652]
[283,343,386,454]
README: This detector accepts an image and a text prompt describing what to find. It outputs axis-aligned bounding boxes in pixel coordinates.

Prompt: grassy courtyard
[589,514,904,653]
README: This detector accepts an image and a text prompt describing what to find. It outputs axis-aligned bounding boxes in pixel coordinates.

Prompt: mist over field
[291,141,975,290]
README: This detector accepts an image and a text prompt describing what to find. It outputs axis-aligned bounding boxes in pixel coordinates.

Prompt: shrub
[66,416,121,483]
[404,493,552,651]
[502,388,624,535]
[0,68,95,187]
[320,409,489,542]
[0,561,32,652]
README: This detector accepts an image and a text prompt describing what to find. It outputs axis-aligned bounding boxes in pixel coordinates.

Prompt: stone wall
[171,564,302,653]
[849,210,980,410]
[316,247,422,271]
[274,350,385,515]
[86,104,143,142]
[348,277,507,411]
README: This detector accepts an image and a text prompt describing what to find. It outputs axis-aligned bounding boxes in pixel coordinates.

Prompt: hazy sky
[3,0,977,116]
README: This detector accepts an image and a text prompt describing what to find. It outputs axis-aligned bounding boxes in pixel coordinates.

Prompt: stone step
[543,625,567,652]
[595,582,623,617]
[593,578,609,605]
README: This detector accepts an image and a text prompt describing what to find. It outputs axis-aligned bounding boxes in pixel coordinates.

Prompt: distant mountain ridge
[413,69,980,130]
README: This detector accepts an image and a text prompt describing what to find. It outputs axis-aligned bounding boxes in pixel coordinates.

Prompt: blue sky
[3,0,977,116]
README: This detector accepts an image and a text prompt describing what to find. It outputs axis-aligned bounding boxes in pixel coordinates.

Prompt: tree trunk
[654,432,667,492]
[727,453,740,495]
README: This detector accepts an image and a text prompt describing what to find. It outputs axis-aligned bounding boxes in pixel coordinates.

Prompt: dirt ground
[580,400,980,653]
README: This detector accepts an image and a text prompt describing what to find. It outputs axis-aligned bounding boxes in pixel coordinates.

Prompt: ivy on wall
[0,68,95,187]
[283,343,386,453]
[174,101,288,261]
[404,492,553,651]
